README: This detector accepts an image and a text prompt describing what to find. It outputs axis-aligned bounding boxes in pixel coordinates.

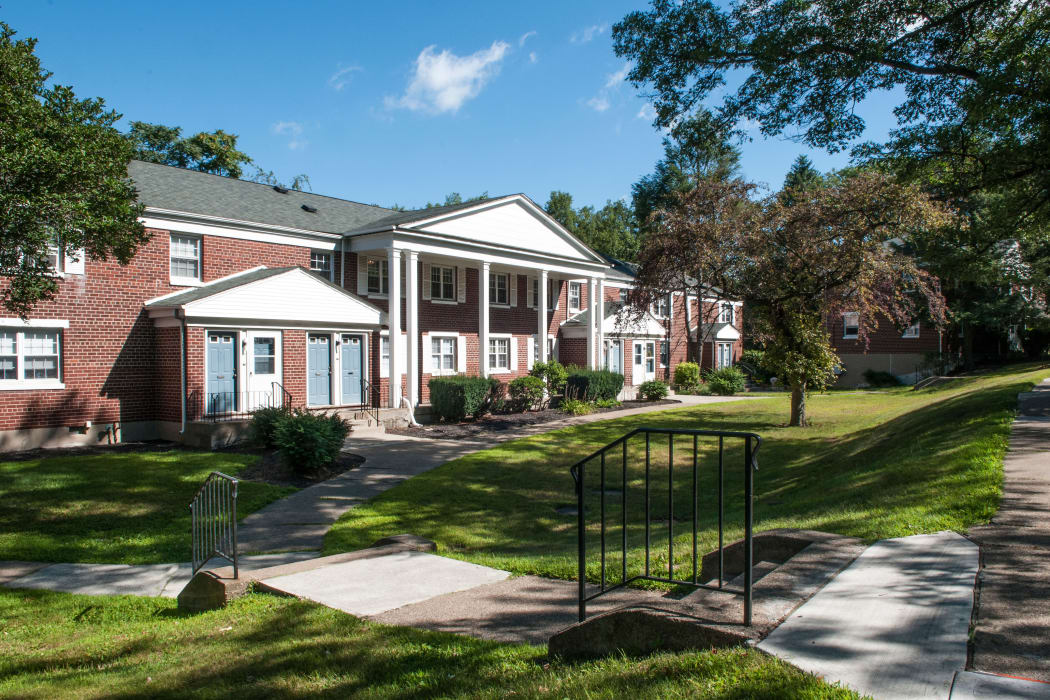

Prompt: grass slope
[0,588,860,699]
[324,364,1047,582]
[0,449,294,564]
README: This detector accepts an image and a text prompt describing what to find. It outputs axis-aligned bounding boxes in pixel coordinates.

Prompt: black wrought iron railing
[360,377,382,425]
[190,471,238,578]
[570,427,761,625]
[189,386,291,422]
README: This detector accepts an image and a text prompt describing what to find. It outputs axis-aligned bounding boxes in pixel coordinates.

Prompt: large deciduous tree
[544,192,640,262]
[633,172,951,426]
[0,23,146,317]
[127,121,252,179]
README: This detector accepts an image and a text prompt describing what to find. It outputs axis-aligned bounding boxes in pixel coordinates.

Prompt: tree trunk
[789,382,808,427]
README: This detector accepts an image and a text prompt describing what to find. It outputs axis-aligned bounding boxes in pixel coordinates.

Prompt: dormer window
[719,302,734,325]
[651,297,669,317]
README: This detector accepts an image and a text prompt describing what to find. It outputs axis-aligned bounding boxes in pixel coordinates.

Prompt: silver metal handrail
[190,471,239,578]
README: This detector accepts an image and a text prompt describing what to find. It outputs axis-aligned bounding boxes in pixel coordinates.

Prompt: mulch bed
[0,439,187,463]
[387,399,681,441]
[236,450,365,488]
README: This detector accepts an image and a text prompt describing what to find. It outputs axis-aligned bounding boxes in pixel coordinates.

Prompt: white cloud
[387,40,510,114]
[529,51,538,64]
[571,23,607,43]
[587,96,610,112]
[735,117,762,132]
[636,103,657,121]
[605,63,631,89]
[328,64,362,91]
[272,121,307,150]
[518,30,536,47]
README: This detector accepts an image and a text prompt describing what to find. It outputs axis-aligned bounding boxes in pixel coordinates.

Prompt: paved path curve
[237,394,764,553]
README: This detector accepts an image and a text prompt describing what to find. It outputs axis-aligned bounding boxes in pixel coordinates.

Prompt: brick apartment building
[829,312,945,386]
[0,161,743,451]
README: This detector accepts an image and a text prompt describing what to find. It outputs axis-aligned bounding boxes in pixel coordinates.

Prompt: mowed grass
[324,364,1048,582]
[0,449,294,564]
[0,588,861,699]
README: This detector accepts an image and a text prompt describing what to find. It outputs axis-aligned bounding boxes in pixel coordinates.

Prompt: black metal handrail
[360,377,382,426]
[190,389,289,422]
[569,427,761,625]
[272,381,293,408]
[190,471,239,578]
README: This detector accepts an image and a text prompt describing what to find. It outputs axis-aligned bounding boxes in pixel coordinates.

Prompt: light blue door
[607,340,622,374]
[308,334,331,406]
[207,332,236,414]
[341,334,363,405]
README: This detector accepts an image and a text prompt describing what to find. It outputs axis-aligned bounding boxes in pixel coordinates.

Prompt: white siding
[422,201,590,261]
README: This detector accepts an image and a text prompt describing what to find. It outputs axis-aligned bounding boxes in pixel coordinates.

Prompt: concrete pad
[159,551,320,598]
[10,562,180,597]
[259,550,509,616]
[759,531,978,700]
[951,670,1050,699]
[0,561,49,585]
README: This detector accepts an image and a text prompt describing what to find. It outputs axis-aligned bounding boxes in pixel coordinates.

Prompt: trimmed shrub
[673,362,701,390]
[706,367,747,395]
[273,409,350,475]
[639,380,670,401]
[560,398,594,416]
[565,368,625,402]
[508,375,544,411]
[428,375,503,422]
[529,360,568,396]
[248,405,291,448]
[863,369,902,387]
[594,398,621,409]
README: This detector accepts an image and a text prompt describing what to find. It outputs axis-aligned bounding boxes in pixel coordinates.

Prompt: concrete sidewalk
[0,552,317,598]
[238,394,764,554]
[967,380,1050,683]
[758,531,979,700]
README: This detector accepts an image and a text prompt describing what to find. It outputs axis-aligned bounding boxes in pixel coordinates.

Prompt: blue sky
[7,1,897,210]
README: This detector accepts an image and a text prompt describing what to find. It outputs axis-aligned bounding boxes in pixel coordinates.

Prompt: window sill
[430,299,458,305]
[0,381,65,391]
[489,368,513,374]
[489,303,511,309]
[842,334,859,340]
[367,293,390,300]
[170,277,203,288]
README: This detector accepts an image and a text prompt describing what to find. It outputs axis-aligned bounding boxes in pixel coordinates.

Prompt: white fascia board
[348,230,611,278]
[142,210,341,250]
[145,266,269,307]
[184,319,380,331]
[0,318,70,328]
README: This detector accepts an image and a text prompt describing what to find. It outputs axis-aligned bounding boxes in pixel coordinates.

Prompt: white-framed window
[660,340,669,366]
[842,312,860,339]
[569,282,582,311]
[531,278,540,308]
[902,322,920,338]
[0,327,63,389]
[381,336,390,365]
[170,234,201,283]
[44,235,86,276]
[367,258,389,295]
[489,337,510,371]
[719,302,734,325]
[310,251,332,281]
[431,265,455,301]
[431,336,456,371]
[531,278,558,310]
[619,288,629,304]
[652,297,669,317]
[490,273,509,305]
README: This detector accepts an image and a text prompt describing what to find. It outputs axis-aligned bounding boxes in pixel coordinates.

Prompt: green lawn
[0,588,860,699]
[0,449,294,564]
[324,363,1048,583]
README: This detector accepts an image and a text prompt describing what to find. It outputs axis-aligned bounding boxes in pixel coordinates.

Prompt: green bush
[673,362,701,389]
[560,398,594,416]
[529,360,568,396]
[508,375,544,411]
[863,369,902,387]
[594,398,622,409]
[739,349,773,383]
[248,405,291,448]
[638,380,670,401]
[706,367,747,395]
[565,368,625,402]
[272,409,350,475]
[428,375,503,422]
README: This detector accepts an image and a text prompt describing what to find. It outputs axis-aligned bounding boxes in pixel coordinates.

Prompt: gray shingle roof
[129,161,396,234]
[145,267,294,307]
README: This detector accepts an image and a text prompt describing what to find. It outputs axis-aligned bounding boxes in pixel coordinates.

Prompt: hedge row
[428,375,504,422]
[564,368,624,402]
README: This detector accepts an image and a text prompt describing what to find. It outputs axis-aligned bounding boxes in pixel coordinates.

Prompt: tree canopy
[632,171,951,425]
[0,23,146,317]
[544,192,640,262]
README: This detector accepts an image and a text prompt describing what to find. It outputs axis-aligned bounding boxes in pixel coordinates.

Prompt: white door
[634,341,656,383]
[246,331,281,410]
[717,342,733,369]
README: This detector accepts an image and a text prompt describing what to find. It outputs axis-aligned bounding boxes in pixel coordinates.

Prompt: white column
[587,277,597,369]
[597,278,605,369]
[405,250,419,408]
[479,262,490,377]
[538,269,549,363]
[387,247,401,407]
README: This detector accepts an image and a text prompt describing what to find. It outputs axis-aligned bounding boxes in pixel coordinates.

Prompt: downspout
[178,310,187,435]
[340,236,346,289]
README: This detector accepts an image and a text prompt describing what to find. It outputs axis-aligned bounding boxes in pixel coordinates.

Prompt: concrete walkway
[0,552,317,598]
[759,531,979,700]
[238,394,763,554]
[968,379,1050,684]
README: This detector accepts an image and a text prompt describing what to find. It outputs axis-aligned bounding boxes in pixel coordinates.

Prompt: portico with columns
[342,195,612,409]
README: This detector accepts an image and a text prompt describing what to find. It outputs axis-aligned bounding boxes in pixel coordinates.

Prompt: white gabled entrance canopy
[145,266,384,328]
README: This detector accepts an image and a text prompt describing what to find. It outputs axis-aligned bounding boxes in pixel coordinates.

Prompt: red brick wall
[829,312,941,354]
[0,228,319,433]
